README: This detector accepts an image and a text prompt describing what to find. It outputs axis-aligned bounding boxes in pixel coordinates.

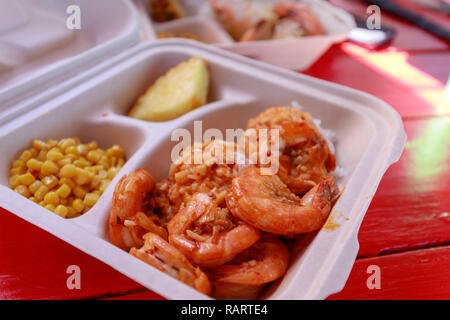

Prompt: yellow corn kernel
[47,139,58,148]
[97,170,108,180]
[99,180,110,193]
[87,150,102,163]
[45,204,56,212]
[47,149,64,162]
[34,185,50,201]
[32,139,47,150]
[9,175,21,189]
[10,167,26,176]
[56,184,71,199]
[29,197,38,203]
[107,167,119,180]
[87,141,98,150]
[44,191,59,206]
[72,198,84,213]
[28,148,39,158]
[107,145,125,158]
[42,175,59,189]
[57,158,72,167]
[90,176,101,190]
[59,138,76,153]
[61,164,77,178]
[73,158,90,168]
[117,158,125,167]
[18,172,36,186]
[19,150,33,162]
[55,205,69,218]
[12,159,26,168]
[37,150,48,161]
[74,168,92,185]
[15,185,31,198]
[66,206,77,218]
[41,160,59,176]
[85,167,97,175]
[73,186,87,199]
[64,154,77,162]
[65,146,79,156]
[26,158,42,171]
[77,144,89,156]
[59,177,76,189]
[84,193,99,208]
[29,180,44,194]
[109,156,118,167]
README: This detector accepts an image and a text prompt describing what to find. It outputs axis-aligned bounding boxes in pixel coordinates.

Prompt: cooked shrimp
[154,140,246,223]
[208,236,290,300]
[226,168,339,235]
[168,193,260,268]
[109,169,167,251]
[247,106,336,195]
[209,0,260,41]
[130,232,211,295]
[273,2,325,36]
[240,19,275,42]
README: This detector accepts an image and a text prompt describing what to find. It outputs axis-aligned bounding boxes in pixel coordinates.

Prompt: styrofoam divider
[0,0,140,119]
[133,0,356,70]
[0,39,406,300]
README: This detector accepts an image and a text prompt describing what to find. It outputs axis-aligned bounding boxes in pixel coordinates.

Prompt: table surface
[1,0,449,300]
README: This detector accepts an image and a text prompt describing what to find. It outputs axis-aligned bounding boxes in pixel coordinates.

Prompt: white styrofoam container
[0,36,406,299]
[133,0,356,70]
[0,0,140,124]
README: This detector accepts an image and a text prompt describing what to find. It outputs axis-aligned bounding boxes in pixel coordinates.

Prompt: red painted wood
[0,209,143,300]
[357,116,450,257]
[328,245,450,300]
[304,45,450,118]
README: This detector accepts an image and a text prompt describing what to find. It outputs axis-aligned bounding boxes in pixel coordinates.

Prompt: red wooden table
[1,0,449,300]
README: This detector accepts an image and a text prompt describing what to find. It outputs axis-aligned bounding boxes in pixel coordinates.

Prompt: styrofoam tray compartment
[134,0,356,70]
[0,0,140,123]
[0,40,405,300]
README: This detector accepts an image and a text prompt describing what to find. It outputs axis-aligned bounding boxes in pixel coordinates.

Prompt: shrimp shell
[208,236,290,300]
[168,193,260,268]
[130,232,211,296]
[226,167,339,236]
[109,169,167,251]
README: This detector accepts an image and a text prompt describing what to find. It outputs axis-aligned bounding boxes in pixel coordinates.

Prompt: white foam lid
[0,0,140,122]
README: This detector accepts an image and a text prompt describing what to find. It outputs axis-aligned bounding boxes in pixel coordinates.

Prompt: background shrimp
[130,232,211,296]
[208,236,290,300]
[227,167,339,235]
[168,193,260,268]
[109,169,167,251]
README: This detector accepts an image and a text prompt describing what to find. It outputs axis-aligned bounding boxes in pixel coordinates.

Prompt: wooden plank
[304,47,450,117]
[328,246,450,300]
[357,116,450,257]
[0,208,144,300]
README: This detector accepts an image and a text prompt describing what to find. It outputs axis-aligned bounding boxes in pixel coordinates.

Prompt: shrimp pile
[109,107,340,299]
